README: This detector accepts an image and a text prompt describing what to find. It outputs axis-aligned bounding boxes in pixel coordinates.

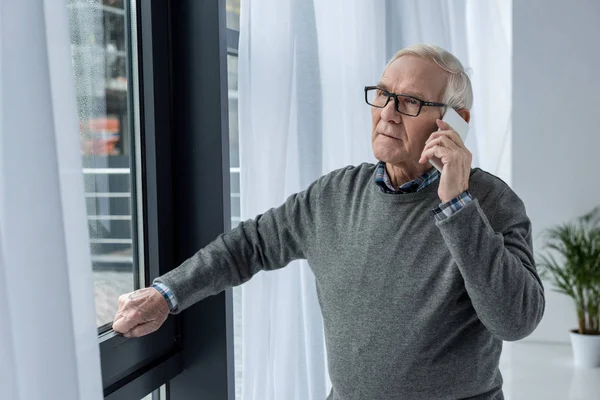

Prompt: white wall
[513,0,600,343]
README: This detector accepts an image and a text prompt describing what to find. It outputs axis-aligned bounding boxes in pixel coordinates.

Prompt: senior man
[113,44,545,399]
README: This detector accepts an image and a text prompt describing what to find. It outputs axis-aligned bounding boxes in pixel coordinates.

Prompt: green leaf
[537,207,600,334]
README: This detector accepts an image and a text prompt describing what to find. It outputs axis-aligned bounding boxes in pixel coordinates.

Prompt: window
[67,1,234,397]
[68,0,142,330]
[142,385,166,400]
[68,1,181,398]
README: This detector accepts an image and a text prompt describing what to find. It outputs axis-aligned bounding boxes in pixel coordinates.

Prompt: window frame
[98,0,235,399]
[99,0,182,398]
[165,0,235,398]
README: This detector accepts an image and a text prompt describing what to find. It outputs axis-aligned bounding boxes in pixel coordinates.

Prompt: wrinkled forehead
[379,55,447,101]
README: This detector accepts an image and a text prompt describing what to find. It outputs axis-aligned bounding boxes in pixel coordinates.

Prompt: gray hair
[386,44,473,110]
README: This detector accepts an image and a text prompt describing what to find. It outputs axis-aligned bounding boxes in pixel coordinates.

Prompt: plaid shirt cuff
[432,191,474,221]
[151,282,178,312]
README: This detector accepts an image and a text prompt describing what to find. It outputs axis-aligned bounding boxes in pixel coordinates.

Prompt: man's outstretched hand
[112,287,170,338]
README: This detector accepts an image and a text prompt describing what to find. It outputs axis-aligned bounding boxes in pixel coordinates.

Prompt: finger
[433,120,466,147]
[430,129,464,148]
[112,310,124,326]
[426,130,459,146]
[419,139,457,164]
[421,138,440,158]
[124,321,159,338]
[423,136,458,152]
[112,312,143,334]
[426,130,449,144]
[118,292,131,308]
[420,146,451,164]
[114,290,141,330]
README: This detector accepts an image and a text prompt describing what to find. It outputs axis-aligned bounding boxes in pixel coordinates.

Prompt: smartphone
[428,107,469,172]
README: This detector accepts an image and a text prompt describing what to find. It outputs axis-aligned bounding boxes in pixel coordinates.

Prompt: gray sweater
[155,163,545,400]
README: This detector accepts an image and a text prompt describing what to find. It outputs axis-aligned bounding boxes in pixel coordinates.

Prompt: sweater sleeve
[153,178,323,313]
[435,188,545,341]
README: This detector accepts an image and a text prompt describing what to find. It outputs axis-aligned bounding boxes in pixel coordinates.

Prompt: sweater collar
[375,161,440,194]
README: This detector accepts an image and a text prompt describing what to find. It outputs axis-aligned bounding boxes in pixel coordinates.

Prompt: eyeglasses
[364,86,447,117]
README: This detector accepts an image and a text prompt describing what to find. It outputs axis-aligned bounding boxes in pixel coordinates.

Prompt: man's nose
[380,99,402,124]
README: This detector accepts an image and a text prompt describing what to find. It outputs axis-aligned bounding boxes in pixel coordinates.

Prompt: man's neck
[385,162,432,190]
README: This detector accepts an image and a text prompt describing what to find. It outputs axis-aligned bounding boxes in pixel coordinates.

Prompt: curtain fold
[238,1,511,399]
[0,1,103,399]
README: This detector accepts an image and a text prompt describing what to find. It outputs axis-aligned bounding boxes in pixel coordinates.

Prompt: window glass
[226,1,242,399]
[68,0,141,330]
[226,0,241,31]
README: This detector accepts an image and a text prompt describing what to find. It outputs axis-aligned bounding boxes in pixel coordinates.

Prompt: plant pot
[569,330,600,368]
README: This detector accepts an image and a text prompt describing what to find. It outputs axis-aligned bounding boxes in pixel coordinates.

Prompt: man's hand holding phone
[419,108,472,203]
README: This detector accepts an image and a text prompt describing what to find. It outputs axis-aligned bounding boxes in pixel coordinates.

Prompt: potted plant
[538,206,600,368]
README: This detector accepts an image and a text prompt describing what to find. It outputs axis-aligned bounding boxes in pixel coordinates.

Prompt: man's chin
[373,145,402,164]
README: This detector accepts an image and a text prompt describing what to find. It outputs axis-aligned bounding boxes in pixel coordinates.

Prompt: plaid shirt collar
[375,161,440,194]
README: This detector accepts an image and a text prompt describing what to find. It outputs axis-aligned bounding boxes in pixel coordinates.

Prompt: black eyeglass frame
[364,85,447,117]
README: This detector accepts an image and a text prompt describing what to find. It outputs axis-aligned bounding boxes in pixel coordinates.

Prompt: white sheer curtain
[0,1,103,399]
[237,1,511,399]
[386,0,512,184]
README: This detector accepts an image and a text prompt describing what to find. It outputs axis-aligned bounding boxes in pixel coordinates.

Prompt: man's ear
[457,108,471,124]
